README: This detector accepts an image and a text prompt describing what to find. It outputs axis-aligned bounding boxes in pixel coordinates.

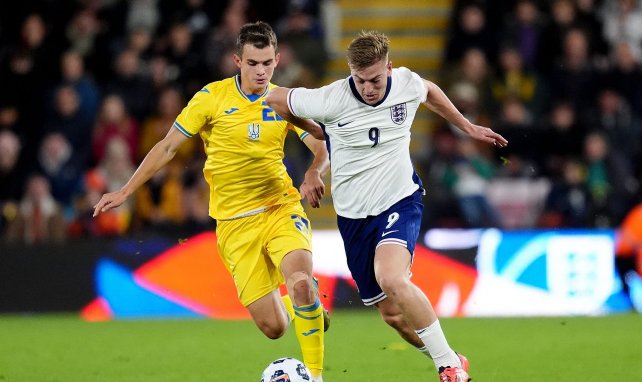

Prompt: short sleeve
[287,87,329,123]
[173,88,212,137]
[409,69,428,103]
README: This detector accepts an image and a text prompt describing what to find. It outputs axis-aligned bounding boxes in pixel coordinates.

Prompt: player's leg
[246,289,291,339]
[374,296,424,348]
[215,215,290,339]
[373,190,468,380]
[374,244,462,371]
[268,203,325,380]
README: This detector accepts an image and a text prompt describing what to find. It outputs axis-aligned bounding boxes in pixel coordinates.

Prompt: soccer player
[266,30,508,382]
[93,22,329,382]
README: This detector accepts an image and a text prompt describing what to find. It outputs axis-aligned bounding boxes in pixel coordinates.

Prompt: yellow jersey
[173,75,309,220]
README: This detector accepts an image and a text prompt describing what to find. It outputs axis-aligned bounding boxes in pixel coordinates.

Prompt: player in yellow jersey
[93,21,329,381]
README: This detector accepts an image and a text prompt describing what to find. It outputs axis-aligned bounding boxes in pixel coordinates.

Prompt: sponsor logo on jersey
[390,103,407,124]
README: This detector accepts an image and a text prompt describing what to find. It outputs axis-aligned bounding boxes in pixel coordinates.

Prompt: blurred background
[1,0,641,318]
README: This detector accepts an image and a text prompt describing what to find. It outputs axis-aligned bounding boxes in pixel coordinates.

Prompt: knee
[286,271,315,306]
[376,274,407,297]
[256,318,287,340]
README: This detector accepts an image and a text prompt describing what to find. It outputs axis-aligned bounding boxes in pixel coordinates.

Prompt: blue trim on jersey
[234,75,270,102]
[348,76,392,107]
[198,88,210,93]
[299,131,310,140]
[173,121,192,137]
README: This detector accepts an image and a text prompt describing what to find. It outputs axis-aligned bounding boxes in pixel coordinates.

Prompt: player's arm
[422,79,508,148]
[266,87,325,140]
[93,127,188,216]
[300,133,330,208]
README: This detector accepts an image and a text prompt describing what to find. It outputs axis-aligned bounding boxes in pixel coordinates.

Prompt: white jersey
[287,67,427,218]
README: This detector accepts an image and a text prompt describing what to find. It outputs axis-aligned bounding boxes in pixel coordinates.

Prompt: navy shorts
[337,189,423,306]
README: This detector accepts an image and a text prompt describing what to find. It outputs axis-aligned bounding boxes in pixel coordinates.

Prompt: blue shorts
[337,189,423,306]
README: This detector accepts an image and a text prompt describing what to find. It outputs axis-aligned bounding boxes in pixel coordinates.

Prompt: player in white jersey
[267,31,507,382]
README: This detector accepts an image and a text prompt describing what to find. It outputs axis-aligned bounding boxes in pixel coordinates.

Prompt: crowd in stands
[1,0,641,245]
[0,0,327,244]
[422,0,642,230]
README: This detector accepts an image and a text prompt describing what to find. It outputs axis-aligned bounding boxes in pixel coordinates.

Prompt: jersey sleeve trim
[287,88,299,117]
[299,131,310,141]
[173,121,193,138]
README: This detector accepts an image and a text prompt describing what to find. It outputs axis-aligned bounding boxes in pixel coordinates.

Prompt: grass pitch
[1,310,640,381]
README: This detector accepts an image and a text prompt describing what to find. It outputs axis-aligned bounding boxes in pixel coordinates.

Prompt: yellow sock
[293,298,324,377]
[280,294,294,323]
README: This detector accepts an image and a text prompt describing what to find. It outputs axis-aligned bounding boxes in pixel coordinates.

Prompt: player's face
[350,59,392,105]
[234,44,280,94]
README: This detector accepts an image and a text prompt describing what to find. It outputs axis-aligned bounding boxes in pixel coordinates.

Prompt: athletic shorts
[337,189,423,306]
[216,201,312,306]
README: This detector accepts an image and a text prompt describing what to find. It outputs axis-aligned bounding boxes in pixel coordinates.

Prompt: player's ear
[233,53,242,69]
[275,52,280,67]
[386,61,392,74]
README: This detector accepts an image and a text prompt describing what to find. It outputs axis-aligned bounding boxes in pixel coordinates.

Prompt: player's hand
[469,124,508,148]
[93,190,128,217]
[299,169,325,208]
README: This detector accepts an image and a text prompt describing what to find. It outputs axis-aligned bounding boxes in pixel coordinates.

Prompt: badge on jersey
[390,103,407,124]
[248,123,260,140]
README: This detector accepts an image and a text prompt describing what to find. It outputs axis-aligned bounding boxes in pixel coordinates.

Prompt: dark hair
[236,21,278,56]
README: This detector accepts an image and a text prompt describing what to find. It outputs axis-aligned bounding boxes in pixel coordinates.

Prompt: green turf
[1,310,641,381]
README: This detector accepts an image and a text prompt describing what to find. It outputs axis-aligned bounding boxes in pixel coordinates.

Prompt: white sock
[415,320,461,370]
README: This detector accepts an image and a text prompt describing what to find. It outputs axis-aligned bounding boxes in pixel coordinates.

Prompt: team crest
[248,123,260,140]
[390,103,407,124]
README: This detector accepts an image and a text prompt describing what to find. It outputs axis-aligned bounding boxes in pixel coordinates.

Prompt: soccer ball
[260,357,311,382]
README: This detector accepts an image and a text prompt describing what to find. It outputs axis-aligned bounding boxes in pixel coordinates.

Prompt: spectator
[502,0,545,67]
[548,27,598,114]
[277,4,328,81]
[91,93,139,166]
[599,42,642,113]
[50,50,101,124]
[537,0,579,73]
[599,0,642,61]
[0,130,26,232]
[539,158,591,228]
[160,21,206,95]
[489,44,548,116]
[43,84,94,164]
[445,2,497,65]
[5,174,66,244]
[583,130,637,226]
[539,100,586,178]
[587,87,639,160]
[102,48,154,123]
[36,133,85,215]
[453,137,503,228]
[138,86,196,165]
[133,164,186,232]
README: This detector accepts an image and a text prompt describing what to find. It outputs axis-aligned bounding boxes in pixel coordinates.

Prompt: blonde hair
[347,30,390,70]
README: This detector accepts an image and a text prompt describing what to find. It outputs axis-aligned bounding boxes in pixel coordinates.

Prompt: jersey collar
[348,75,392,107]
[234,75,270,101]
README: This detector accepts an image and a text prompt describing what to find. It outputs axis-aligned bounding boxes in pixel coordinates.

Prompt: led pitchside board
[81,229,637,320]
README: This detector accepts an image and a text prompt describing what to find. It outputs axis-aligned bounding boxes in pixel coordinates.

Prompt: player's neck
[237,75,268,97]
